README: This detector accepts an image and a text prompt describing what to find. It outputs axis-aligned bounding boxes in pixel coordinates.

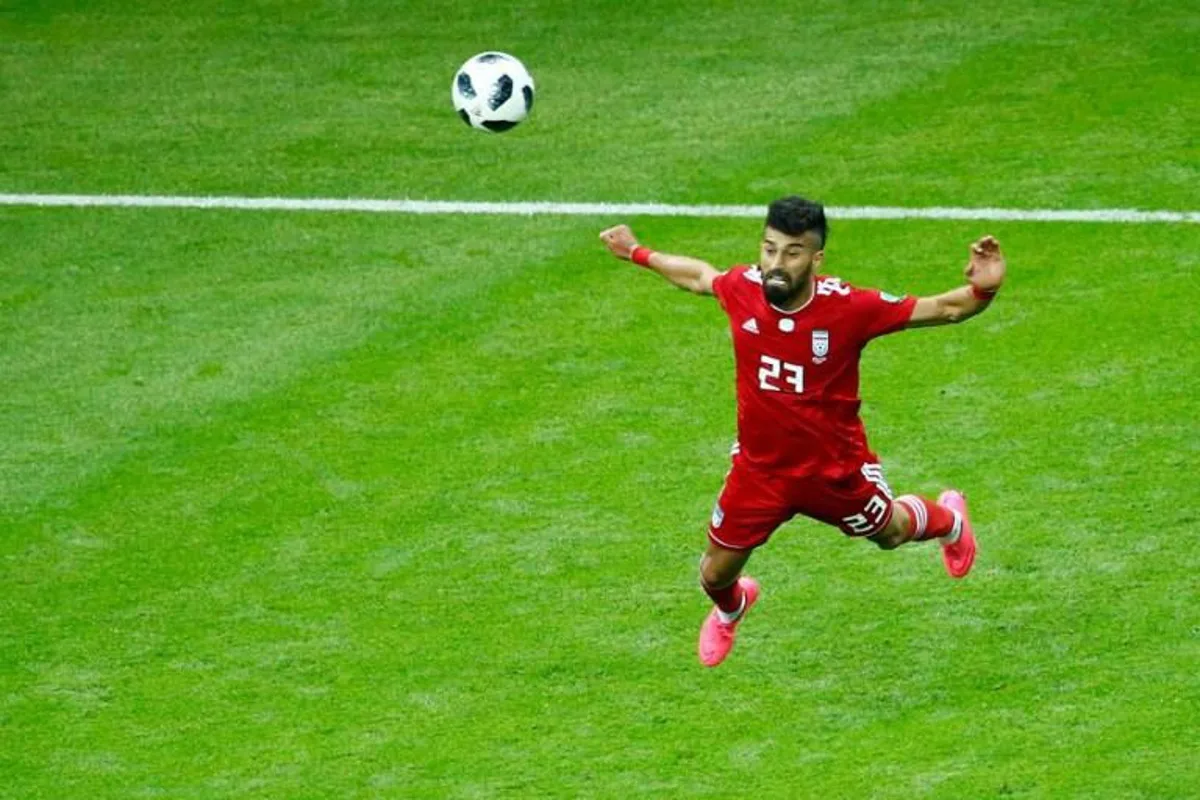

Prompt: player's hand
[965,235,1005,293]
[599,224,638,260]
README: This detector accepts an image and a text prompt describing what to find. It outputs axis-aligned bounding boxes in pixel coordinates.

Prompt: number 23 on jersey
[758,355,805,393]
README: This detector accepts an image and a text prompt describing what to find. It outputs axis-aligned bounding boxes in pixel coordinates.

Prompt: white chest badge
[812,329,830,362]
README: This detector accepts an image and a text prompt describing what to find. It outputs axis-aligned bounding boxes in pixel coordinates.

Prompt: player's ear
[813,249,825,268]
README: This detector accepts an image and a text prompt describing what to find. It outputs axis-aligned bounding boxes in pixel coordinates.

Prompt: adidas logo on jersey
[741,318,759,334]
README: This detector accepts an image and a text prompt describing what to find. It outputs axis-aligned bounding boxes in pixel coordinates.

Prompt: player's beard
[763,270,798,307]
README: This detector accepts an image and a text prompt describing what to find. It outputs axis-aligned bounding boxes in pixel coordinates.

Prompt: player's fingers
[972,241,998,259]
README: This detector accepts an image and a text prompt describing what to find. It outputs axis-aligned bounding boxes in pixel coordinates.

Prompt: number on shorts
[842,493,891,534]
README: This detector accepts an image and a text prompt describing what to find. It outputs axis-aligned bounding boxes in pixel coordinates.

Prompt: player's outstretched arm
[599,224,720,296]
[907,235,1007,328]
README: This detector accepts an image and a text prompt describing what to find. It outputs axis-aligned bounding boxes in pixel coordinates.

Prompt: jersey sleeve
[853,287,918,341]
[710,265,746,316]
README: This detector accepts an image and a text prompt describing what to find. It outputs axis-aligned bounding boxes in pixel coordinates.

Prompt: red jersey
[711,266,917,479]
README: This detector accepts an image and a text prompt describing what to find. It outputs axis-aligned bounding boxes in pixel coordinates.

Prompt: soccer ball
[451,52,535,133]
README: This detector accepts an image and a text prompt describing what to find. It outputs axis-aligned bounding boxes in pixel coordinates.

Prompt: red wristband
[971,284,999,300]
[630,246,655,268]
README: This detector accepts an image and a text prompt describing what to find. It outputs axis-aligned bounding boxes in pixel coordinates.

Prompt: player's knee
[868,530,903,550]
[699,563,732,590]
[868,506,909,550]
[699,556,738,589]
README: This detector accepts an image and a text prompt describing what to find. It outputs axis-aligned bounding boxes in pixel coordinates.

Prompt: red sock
[895,495,962,542]
[702,578,744,614]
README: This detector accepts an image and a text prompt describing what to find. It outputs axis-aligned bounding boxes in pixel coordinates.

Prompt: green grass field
[2,1,1198,797]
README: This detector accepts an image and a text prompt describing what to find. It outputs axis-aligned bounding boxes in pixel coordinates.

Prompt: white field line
[1,193,1198,223]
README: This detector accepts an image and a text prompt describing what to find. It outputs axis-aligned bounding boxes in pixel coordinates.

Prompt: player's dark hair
[766,196,827,248]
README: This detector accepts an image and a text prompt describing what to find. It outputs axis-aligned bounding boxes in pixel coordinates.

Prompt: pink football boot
[698,577,760,667]
[937,490,977,578]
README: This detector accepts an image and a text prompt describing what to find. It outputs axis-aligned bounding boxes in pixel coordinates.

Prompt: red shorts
[707,454,896,550]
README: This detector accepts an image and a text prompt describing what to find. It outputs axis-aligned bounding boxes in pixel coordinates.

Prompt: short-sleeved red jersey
[711,265,917,479]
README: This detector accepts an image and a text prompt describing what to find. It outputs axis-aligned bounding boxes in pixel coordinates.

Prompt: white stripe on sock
[940,511,963,545]
[898,495,927,537]
[716,591,747,624]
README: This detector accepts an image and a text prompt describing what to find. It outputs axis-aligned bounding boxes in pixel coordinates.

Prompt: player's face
[760,227,824,306]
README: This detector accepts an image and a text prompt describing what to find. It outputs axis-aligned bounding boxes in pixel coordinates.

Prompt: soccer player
[599,196,1006,667]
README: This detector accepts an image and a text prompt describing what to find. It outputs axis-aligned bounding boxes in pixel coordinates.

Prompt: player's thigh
[708,459,791,553]
[794,462,895,538]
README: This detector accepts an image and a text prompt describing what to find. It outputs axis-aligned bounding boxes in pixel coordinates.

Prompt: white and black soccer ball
[451,52,535,133]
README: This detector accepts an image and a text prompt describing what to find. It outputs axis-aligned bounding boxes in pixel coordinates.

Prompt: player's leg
[699,540,753,620]
[873,494,961,547]
[698,460,785,667]
[697,540,764,667]
[800,461,978,577]
[870,491,977,578]
[866,501,910,549]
